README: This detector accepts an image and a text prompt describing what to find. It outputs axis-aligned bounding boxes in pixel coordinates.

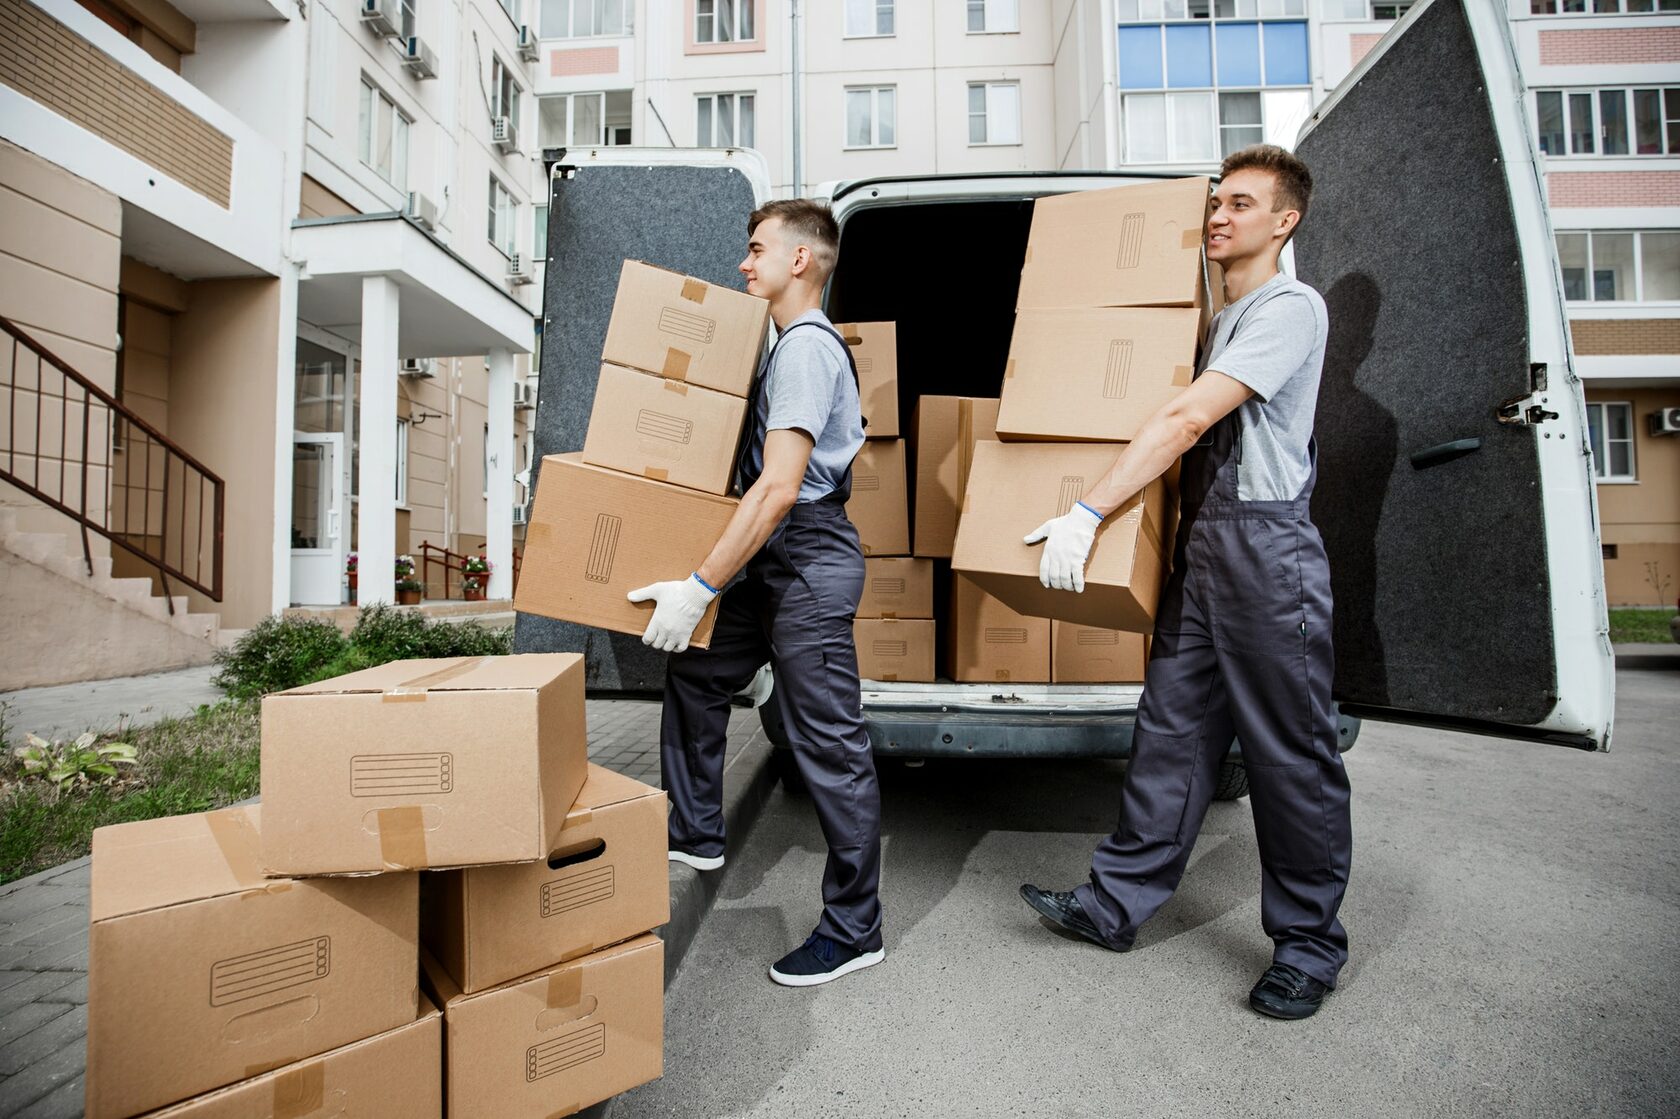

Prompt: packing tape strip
[662,349,692,379]
[1173,364,1193,387]
[377,806,429,870]
[680,278,707,303]
[643,468,669,482]
[205,807,266,890]
[1181,228,1202,249]
[384,656,490,701]
[272,1061,325,1119]
[881,673,900,682]
[563,805,595,828]
[546,965,584,1010]
[1003,358,1016,381]
[661,379,690,395]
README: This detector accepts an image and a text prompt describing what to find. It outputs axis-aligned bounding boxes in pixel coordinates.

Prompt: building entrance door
[289,432,344,605]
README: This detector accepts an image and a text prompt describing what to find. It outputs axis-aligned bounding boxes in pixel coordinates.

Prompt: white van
[516,0,1616,795]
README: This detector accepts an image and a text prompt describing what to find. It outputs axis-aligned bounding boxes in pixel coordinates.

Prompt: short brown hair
[748,198,839,281]
[1220,144,1313,223]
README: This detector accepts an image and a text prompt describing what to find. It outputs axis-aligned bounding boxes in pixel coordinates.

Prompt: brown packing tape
[377,806,429,870]
[547,965,584,1010]
[205,807,266,890]
[680,277,707,303]
[1003,359,1016,381]
[563,806,595,828]
[1173,364,1193,387]
[661,379,690,396]
[245,1055,299,1079]
[662,349,692,379]
[384,656,490,700]
[881,673,899,682]
[1181,228,1203,249]
[644,468,670,482]
[881,611,899,619]
[273,1061,326,1119]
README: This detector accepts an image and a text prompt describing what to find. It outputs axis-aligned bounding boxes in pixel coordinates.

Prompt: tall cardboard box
[260,654,589,876]
[581,363,749,495]
[423,766,670,994]
[911,396,999,558]
[952,442,1173,632]
[845,439,909,556]
[857,557,935,619]
[950,576,1051,683]
[833,320,899,438]
[601,261,769,397]
[1052,624,1150,684]
[517,454,738,645]
[141,999,442,1118]
[87,806,419,1119]
[854,618,936,682]
[424,937,663,1119]
[1016,177,1215,310]
[996,308,1201,443]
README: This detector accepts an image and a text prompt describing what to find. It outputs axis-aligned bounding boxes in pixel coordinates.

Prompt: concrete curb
[1614,644,1679,671]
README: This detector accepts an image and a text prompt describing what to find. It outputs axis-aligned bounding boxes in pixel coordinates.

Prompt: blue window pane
[1118,26,1163,90]
[1262,21,1309,85]
[1165,25,1212,88]
[1216,22,1261,86]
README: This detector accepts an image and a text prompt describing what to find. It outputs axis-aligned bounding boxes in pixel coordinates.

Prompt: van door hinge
[1496,364,1559,427]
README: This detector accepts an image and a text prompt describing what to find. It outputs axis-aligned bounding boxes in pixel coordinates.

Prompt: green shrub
[347,603,431,663]
[212,615,348,699]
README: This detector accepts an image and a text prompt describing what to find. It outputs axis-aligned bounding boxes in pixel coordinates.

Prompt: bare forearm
[1082,412,1201,517]
[696,484,797,589]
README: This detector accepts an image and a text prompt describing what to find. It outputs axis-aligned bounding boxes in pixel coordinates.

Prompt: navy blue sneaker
[768,933,884,988]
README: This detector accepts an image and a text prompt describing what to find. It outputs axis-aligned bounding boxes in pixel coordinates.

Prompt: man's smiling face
[1206,168,1298,265]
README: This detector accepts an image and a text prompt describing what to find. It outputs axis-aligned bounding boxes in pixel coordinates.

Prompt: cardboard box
[911,396,999,558]
[581,363,749,495]
[1052,624,1150,684]
[1016,177,1214,310]
[424,936,663,1119]
[952,442,1173,632]
[857,557,935,619]
[423,765,670,994]
[996,308,1201,443]
[833,320,899,438]
[601,260,769,397]
[845,439,909,556]
[854,618,936,682]
[950,576,1051,683]
[260,654,589,876]
[141,998,442,1118]
[517,454,738,645]
[87,806,419,1119]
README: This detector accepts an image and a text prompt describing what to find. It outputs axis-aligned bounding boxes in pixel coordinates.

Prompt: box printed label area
[209,936,330,1006]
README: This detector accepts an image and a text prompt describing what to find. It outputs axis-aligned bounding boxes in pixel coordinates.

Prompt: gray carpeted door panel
[1294,0,1558,725]
[515,162,759,692]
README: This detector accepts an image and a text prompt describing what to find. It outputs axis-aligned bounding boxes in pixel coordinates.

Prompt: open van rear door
[516,148,769,691]
[1292,0,1613,750]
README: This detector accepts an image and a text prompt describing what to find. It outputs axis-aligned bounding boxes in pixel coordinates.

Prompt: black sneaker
[768,933,885,988]
[1248,963,1331,1020]
[1019,884,1127,951]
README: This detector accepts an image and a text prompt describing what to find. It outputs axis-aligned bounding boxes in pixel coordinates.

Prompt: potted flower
[462,574,486,601]
[345,552,358,600]
[462,555,491,601]
[395,577,424,606]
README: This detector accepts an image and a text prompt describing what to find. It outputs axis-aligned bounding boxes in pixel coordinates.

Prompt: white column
[358,275,400,606]
[485,346,515,600]
[271,263,301,614]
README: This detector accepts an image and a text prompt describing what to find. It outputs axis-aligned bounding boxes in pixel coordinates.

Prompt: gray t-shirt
[743,309,865,503]
[1200,273,1329,502]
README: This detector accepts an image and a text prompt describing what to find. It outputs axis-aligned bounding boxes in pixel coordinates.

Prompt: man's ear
[1275,209,1301,241]
[790,245,811,278]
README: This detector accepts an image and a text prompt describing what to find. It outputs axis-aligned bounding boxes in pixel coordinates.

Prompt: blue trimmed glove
[627,573,718,653]
[1023,502,1104,593]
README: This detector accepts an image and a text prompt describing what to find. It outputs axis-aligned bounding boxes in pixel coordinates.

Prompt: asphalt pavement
[615,665,1680,1118]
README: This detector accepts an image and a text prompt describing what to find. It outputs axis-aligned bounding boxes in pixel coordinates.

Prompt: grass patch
[1608,607,1677,645]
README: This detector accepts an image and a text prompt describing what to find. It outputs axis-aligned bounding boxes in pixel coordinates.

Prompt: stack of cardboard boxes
[84,653,669,1118]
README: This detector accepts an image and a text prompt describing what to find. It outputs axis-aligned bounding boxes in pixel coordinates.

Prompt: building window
[844,0,894,37]
[1323,0,1413,16]
[398,0,418,38]
[358,78,411,187]
[1116,0,1307,16]
[534,204,549,262]
[968,0,1018,33]
[697,92,755,147]
[1123,89,1308,160]
[396,418,410,506]
[537,91,632,147]
[1536,88,1680,157]
[1556,231,1680,302]
[491,56,522,126]
[696,0,755,43]
[968,81,1021,145]
[1586,402,1636,482]
[488,174,517,257]
[541,0,630,37]
[1531,0,1680,13]
[845,86,896,148]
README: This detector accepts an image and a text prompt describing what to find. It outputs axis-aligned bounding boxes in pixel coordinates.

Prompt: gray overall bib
[1074,301,1352,988]
[660,320,884,954]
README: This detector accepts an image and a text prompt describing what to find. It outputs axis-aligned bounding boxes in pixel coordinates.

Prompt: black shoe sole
[1019,886,1121,951]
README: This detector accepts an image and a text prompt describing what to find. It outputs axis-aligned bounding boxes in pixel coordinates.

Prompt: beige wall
[1586,386,1680,607]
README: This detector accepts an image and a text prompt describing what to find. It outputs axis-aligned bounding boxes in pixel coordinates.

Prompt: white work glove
[626,573,718,653]
[1023,502,1104,593]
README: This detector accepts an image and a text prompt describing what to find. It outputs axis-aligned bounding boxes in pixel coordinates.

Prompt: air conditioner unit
[492,116,519,154]
[517,26,540,61]
[399,357,435,378]
[507,253,534,285]
[359,0,401,38]
[1649,406,1680,437]
[404,190,437,230]
[512,504,529,526]
[401,36,438,79]
[512,382,535,409]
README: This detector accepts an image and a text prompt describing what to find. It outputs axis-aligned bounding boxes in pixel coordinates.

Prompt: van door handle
[1409,438,1482,470]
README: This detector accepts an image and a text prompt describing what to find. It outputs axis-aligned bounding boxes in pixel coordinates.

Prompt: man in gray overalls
[1019,145,1351,1020]
[627,199,884,989]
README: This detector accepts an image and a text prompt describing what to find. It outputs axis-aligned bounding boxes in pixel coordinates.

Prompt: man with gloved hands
[626,199,884,989]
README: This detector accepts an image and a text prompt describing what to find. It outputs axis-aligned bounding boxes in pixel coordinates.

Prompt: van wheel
[1213,760,1249,801]
[771,747,806,794]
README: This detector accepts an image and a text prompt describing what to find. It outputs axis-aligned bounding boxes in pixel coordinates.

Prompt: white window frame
[1556,229,1680,303]
[967,81,1022,146]
[695,0,756,44]
[542,0,631,38]
[844,85,897,149]
[533,203,549,264]
[1120,0,1308,17]
[488,173,517,258]
[697,91,755,147]
[358,77,411,188]
[539,92,604,147]
[491,55,522,126]
[844,0,895,38]
[1530,0,1680,14]
[1535,87,1680,158]
[395,418,410,507]
[967,0,1019,33]
[1321,0,1413,16]
[1124,87,1309,163]
[1585,402,1637,483]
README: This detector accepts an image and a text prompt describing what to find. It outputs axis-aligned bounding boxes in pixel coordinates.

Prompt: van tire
[1213,760,1249,801]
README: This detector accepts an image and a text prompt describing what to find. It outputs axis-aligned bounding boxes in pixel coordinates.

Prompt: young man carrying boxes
[626,200,885,988]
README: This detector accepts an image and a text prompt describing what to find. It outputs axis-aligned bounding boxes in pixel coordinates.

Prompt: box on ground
[997,308,1201,442]
[950,576,1051,683]
[260,654,588,876]
[518,454,737,645]
[1052,623,1149,684]
[854,618,936,682]
[953,442,1173,632]
[601,261,769,397]
[857,557,934,619]
[581,363,748,495]
[911,396,999,558]
[845,439,909,556]
[87,806,419,1119]
[833,320,899,438]
[423,765,670,995]
[141,998,441,1118]
[1016,177,1214,310]
[423,935,663,1119]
